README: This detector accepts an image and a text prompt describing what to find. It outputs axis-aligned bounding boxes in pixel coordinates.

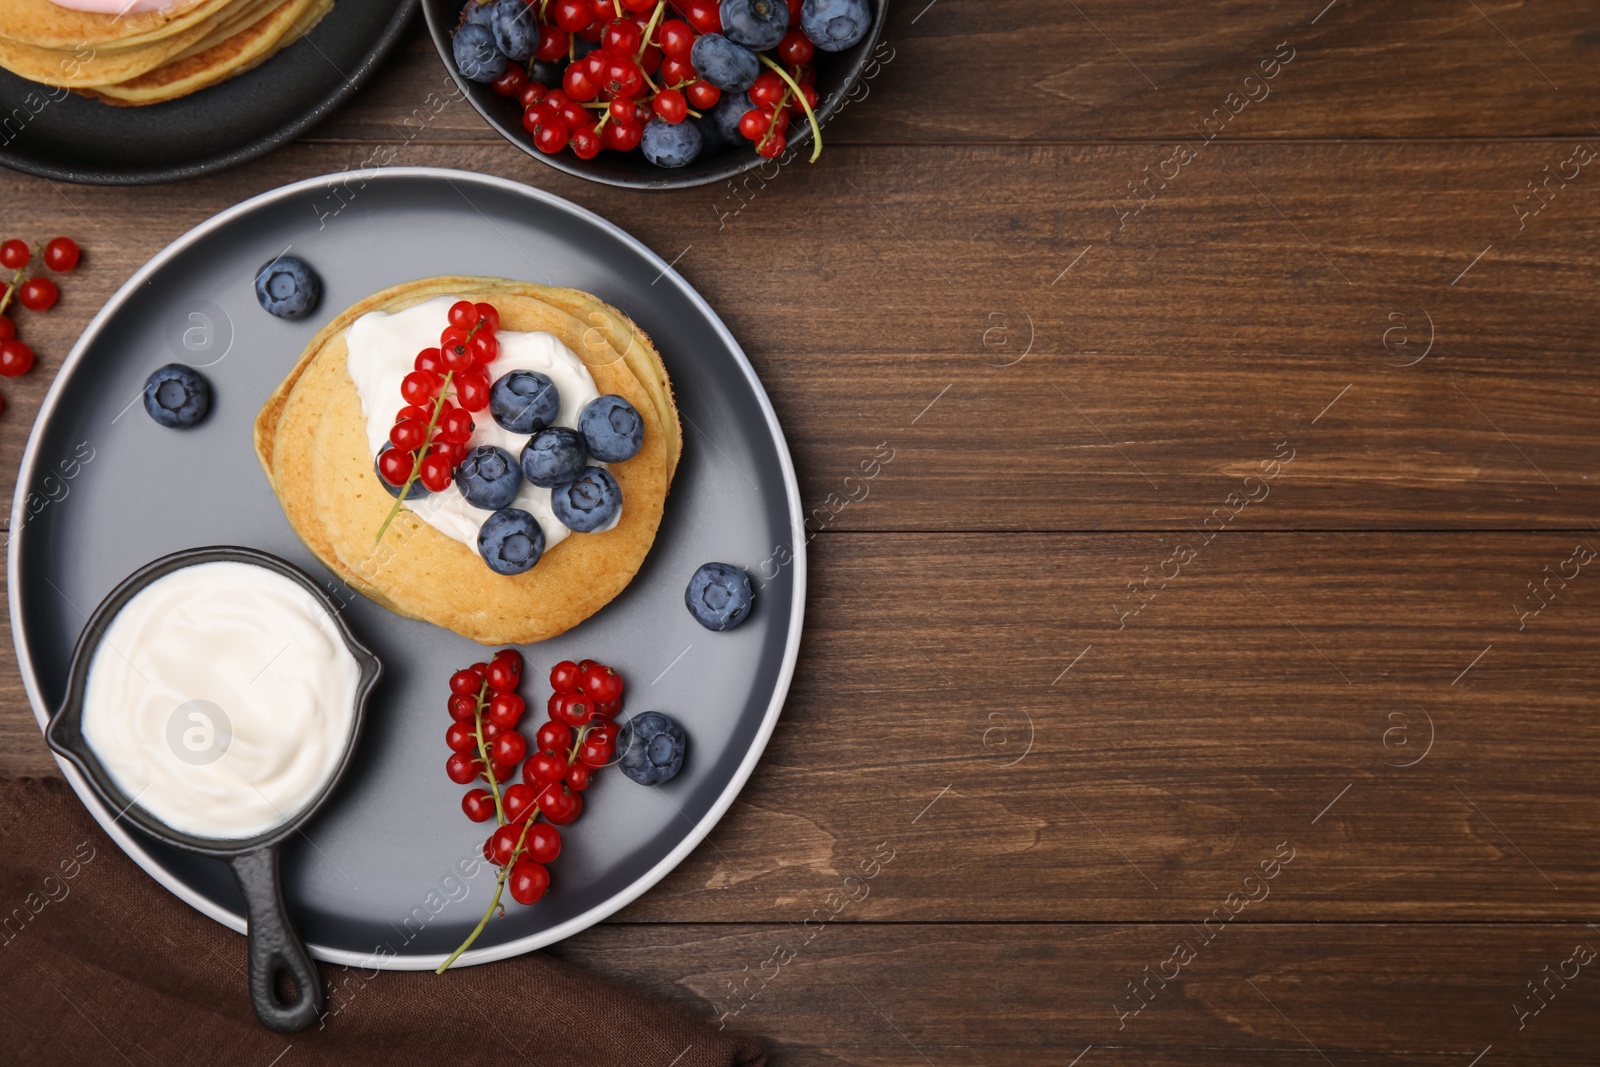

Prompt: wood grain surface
[3,0,1600,1062]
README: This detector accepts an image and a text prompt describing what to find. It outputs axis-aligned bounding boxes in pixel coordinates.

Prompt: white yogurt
[45,0,172,14]
[344,296,619,555]
[81,561,362,840]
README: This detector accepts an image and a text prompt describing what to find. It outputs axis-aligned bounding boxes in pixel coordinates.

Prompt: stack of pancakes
[255,277,683,647]
[0,0,330,105]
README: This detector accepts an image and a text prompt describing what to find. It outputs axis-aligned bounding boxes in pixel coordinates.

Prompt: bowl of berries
[424,0,886,188]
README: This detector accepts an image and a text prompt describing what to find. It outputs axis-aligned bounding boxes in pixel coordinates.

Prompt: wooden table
[4,1,1600,1062]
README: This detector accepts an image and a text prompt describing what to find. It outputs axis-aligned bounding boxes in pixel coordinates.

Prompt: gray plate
[7,168,804,970]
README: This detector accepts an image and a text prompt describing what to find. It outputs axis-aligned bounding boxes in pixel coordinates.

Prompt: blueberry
[578,394,644,461]
[478,508,545,575]
[253,254,320,320]
[456,445,523,510]
[489,370,560,433]
[487,0,536,61]
[708,94,748,146]
[801,0,870,51]
[461,0,494,26]
[617,711,687,786]
[453,22,507,83]
[719,0,788,50]
[690,33,759,92]
[142,363,211,429]
[685,562,753,631]
[375,444,429,499]
[641,117,704,168]
[519,426,587,488]
[551,466,622,533]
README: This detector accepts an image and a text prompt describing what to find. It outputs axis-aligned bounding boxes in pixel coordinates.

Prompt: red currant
[549,660,581,693]
[528,749,569,785]
[0,316,12,341]
[577,659,597,672]
[437,407,474,444]
[551,0,590,30]
[388,418,425,451]
[419,452,454,492]
[537,783,582,825]
[431,440,466,466]
[579,663,622,703]
[0,338,34,377]
[658,18,694,58]
[603,17,641,54]
[577,729,615,768]
[536,720,573,754]
[448,692,478,722]
[602,120,643,151]
[788,83,818,115]
[397,403,429,423]
[447,299,476,328]
[491,730,527,765]
[492,64,527,97]
[653,88,687,123]
[490,760,518,783]
[450,667,483,695]
[757,130,787,158]
[640,43,662,76]
[739,108,771,140]
[556,100,592,130]
[446,721,477,752]
[508,860,550,905]
[378,446,414,486]
[446,751,480,785]
[660,56,694,85]
[19,277,57,311]
[520,81,549,108]
[525,822,561,864]
[536,23,568,61]
[564,65,599,101]
[488,691,525,728]
[487,649,522,691]
[440,332,474,372]
[461,788,495,822]
[685,80,720,109]
[600,55,644,99]
[487,824,520,865]
[469,331,498,363]
[503,781,537,822]
[413,348,444,376]
[591,697,622,719]
[571,126,603,158]
[0,239,28,270]
[401,370,441,405]
[482,719,503,743]
[43,237,79,272]
[621,0,653,11]
[565,762,592,791]
[555,693,591,726]
[749,71,784,109]
[473,302,499,332]
[681,0,720,33]
[778,29,813,65]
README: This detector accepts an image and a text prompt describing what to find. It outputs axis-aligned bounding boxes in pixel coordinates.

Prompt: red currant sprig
[0,236,80,383]
[374,300,499,541]
[437,650,626,973]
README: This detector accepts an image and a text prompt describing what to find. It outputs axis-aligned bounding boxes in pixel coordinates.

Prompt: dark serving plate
[420,0,888,189]
[9,168,804,968]
[0,0,414,185]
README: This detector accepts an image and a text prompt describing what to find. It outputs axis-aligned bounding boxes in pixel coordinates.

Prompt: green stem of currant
[374,368,454,543]
[0,266,25,318]
[636,0,666,61]
[757,53,822,162]
[472,679,506,823]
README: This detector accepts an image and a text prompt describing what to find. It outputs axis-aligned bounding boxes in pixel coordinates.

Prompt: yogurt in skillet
[45,0,172,14]
[344,296,618,555]
[81,561,362,840]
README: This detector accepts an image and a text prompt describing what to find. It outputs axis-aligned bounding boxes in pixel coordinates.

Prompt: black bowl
[422,0,888,189]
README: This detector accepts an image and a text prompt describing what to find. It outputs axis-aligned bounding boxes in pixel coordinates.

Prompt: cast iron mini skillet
[44,546,382,1033]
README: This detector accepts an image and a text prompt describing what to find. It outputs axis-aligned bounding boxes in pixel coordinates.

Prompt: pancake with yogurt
[255,277,680,646]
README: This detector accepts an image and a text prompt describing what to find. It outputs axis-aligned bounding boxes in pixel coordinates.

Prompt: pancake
[0,0,326,102]
[255,278,682,646]
[79,0,329,105]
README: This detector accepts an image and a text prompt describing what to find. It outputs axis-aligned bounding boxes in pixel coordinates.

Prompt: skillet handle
[228,847,325,1033]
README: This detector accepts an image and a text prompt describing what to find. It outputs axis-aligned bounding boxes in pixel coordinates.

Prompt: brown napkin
[0,776,765,1067]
